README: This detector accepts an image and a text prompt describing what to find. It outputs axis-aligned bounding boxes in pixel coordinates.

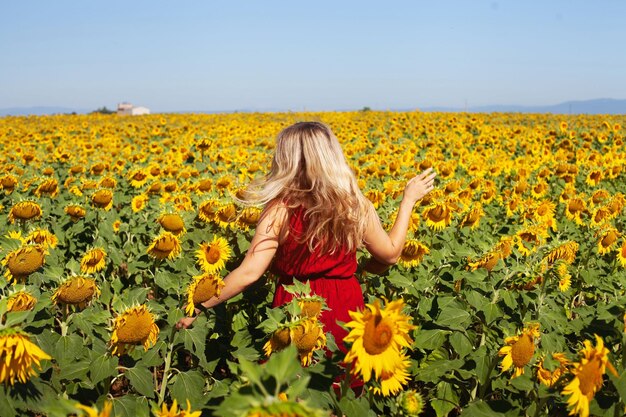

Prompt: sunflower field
[0,110,625,417]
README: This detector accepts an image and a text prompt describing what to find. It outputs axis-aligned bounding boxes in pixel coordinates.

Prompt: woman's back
[270,205,363,352]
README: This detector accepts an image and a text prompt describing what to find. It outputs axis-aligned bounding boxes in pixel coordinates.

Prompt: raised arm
[363,168,436,267]
[176,202,287,329]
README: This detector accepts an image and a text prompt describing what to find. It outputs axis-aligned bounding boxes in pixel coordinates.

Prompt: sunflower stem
[157,334,175,406]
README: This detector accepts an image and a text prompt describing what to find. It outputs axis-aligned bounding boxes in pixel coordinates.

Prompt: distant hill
[422,98,626,115]
[2,98,626,116]
[0,106,90,116]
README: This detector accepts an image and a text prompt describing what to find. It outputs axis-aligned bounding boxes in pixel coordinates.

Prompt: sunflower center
[12,203,41,220]
[57,278,96,304]
[155,237,176,252]
[116,311,154,343]
[363,316,394,355]
[428,206,445,222]
[271,328,292,350]
[577,358,603,398]
[93,191,112,205]
[511,334,534,368]
[192,276,220,303]
[160,214,184,233]
[601,232,617,247]
[8,248,45,275]
[292,323,319,353]
[205,246,222,264]
[299,300,322,318]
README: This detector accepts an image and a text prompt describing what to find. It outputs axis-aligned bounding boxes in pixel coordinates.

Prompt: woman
[176,121,435,350]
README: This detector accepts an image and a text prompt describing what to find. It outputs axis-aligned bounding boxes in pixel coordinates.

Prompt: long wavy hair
[241,121,372,254]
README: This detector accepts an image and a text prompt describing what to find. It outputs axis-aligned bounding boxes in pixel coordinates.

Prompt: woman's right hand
[176,316,197,330]
[403,167,437,205]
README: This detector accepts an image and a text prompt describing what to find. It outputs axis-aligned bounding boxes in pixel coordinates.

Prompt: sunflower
[131,194,149,212]
[98,176,117,189]
[6,290,37,312]
[0,327,52,385]
[371,352,411,397]
[197,199,219,222]
[215,203,238,229]
[245,401,325,417]
[536,353,570,387]
[52,276,100,308]
[112,219,121,233]
[147,232,182,260]
[25,228,58,249]
[35,178,59,198]
[154,399,201,417]
[128,168,149,188]
[110,304,160,356]
[263,326,292,357]
[564,198,586,226]
[515,224,548,256]
[290,317,326,366]
[91,189,113,211]
[157,212,186,235]
[297,295,326,319]
[618,240,626,268]
[365,189,386,209]
[8,201,42,223]
[596,227,620,255]
[544,241,579,265]
[185,273,225,316]
[562,335,618,417]
[2,244,47,283]
[556,262,572,292]
[467,252,500,272]
[459,204,484,230]
[65,204,86,221]
[399,240,430,268]
[589,206,611,228]
[422,201,453,231]
[0,174,18,193]
[585,169,603,187]
[80,248,107,274]
[76,400,113,417]
[196,236,231,274]
[398,389,425,416]
[195,178,213,193]
[237,207,262,230]
[498,323,540,378]
[344,298,415,382]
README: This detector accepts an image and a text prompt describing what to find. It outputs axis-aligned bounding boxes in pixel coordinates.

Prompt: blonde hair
[242,121,372,254]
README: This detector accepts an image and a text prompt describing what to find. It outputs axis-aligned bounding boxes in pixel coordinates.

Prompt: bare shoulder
[258,200,289,238]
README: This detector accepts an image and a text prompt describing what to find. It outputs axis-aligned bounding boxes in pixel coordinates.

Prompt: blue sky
[1,1,625,112]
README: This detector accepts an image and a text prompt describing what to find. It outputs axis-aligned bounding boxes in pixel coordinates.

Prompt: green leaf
[432,381,459,417]
[414,329,450,350]
[459,400,507,417]
[59,360,91,381]
[125,366,156,398]
[170,370,206,410]
[54,335,84,365]
[90,355,118,384]
[437,306,471,330]
[449,332,473,359]
[111,395,150,417]
[339,391,376,417]
[238,358,263,387]
[265,344,301,384]
[482,303,502,324]
[155,271,180,292]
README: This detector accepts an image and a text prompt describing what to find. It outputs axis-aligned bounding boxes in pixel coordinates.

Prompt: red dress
[270,206,365,352]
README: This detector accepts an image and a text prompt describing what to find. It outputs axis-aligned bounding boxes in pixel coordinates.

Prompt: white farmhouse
[117,102,150,116]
